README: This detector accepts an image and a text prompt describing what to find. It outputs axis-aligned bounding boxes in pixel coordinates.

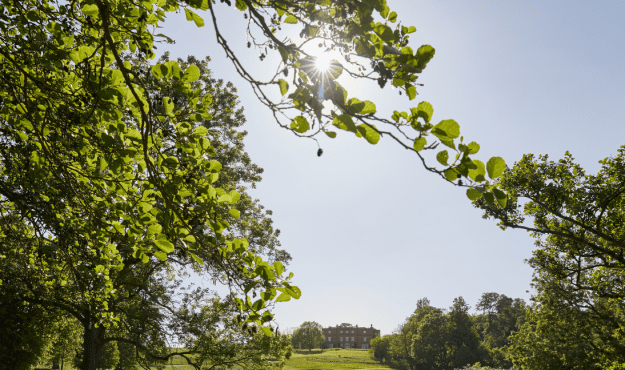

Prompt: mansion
[322,324,380,349]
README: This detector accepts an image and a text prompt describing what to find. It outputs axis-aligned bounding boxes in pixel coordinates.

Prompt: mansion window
[340,337,343,341]
[364,330,367,333]
[364,337,367,342]
[351,337,354,341]
[328,337,331,342]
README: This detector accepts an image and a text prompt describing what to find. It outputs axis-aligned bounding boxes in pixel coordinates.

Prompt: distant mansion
[322,324,380,349]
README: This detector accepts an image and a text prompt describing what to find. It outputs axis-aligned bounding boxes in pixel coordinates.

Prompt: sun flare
[314,53,333,73]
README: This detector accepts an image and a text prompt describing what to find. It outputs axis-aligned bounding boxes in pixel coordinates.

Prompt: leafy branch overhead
[188,0,509,205]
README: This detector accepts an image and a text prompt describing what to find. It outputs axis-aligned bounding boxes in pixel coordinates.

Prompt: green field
[283,349,392,370]
[35,349,389,370]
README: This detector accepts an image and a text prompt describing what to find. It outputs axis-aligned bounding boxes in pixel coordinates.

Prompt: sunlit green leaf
[486,157,506,179]
[413,137,426,151]
[278,79,288,96]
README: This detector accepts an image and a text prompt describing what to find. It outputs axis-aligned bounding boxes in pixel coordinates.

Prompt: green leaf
[183,65,200,82]
[436,150,449,166]
[193,126,208,136]
[468,160,486,182]
[82,4,99,16]
[290,116,310,133]
[147,224,162,235]
[153,251,167,261]
[388,11,397,23]
[416,44,435,69]
[229,208,241,219]
[275,292,291,302]
[406,84,417,100]
[184,9,205,27]
[163,97,174,115]
[235,0,248,10]
[486,157,506,179]
[356,124,380,145]
[432,119,460,140]
[466,188,483,201]
[444,168,459,181]
[274,261,284,276]
[278,79,288,96]
[483,192,495,206]
[284,15,298,24]
[467,142,480,154]
[155,234,174,253]
[415,101,433,122]
[374,24,394,43]
[492,188,507,207]
[333,114,356,132]
[261,326,273,336]
[324,131,337,138]
[151,64,167,79]
[360,101,377,114]
[190,253,203,265]
[413,137,426,151]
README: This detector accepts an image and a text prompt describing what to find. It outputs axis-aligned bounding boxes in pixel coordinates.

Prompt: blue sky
[158,1,625,335]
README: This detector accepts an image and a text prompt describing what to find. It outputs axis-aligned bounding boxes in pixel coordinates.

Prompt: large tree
[476,148,625,367]
[0,49,294,370]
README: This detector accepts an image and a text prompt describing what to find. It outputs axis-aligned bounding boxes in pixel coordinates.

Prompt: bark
[80,324,105,370]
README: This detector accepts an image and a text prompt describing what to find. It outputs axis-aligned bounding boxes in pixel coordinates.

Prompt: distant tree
[291,322,325,351]
[45,315,83,370]
[0,293,50,370]
[370,335,391,362]
[474,293,526,367]
[446,297,486,369]
[411,307,449,370]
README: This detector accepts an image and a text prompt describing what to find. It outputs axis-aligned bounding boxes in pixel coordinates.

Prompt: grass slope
[284,349,392,370]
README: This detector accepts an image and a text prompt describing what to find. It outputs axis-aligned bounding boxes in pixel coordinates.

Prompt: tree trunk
[80,324,105,370]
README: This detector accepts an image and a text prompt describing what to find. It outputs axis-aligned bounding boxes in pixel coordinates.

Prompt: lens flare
[314,53,333,73]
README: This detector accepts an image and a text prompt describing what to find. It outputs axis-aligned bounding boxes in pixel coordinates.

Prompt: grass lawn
[283,349,393,370]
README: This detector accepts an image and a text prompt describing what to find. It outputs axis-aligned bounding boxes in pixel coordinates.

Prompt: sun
[314,53,333,73]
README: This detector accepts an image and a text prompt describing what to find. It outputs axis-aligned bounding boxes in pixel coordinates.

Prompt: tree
[291,321,324,351]
[0,292,51,370]
[410,307,449,370]
[474,293,526,367]
[477,148,625,366]
[370,335,391,362]
[446,297,486,369]
[0,47,296,370]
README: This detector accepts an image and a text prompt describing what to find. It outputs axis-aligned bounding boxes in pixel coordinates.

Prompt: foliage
[372,296,526,370]
[474,293,526,367]
[0,39,296,370]
[291,321,325,351]
[0,292,51,370]
[477,147,625,368]
[44,314,83,369]
[369,335,391,362]
[98,341,120,369]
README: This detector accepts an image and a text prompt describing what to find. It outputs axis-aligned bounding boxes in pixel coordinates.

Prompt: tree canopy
[291,321,324,351]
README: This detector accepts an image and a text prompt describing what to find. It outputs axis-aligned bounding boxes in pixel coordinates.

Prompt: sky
[156,0,625,335]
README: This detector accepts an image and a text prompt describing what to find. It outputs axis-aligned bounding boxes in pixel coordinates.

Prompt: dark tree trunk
[80,324,105,370]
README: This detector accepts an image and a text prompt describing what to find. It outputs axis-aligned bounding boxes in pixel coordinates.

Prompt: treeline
[370,294,526,370]
[372,290,625,370]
